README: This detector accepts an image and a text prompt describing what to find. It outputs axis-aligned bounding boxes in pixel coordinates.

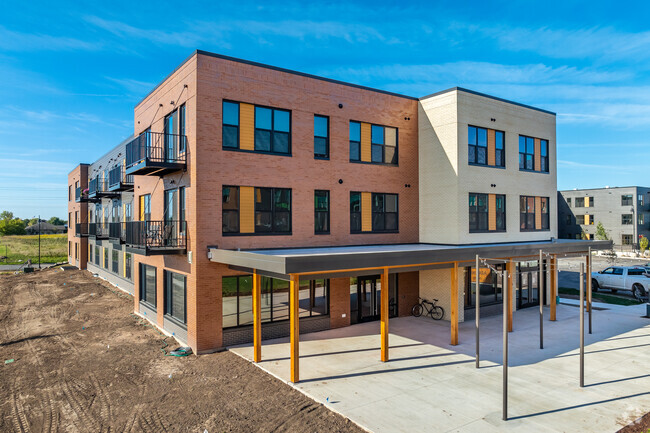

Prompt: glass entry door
[350,275,398,324]
[517,261,543,308]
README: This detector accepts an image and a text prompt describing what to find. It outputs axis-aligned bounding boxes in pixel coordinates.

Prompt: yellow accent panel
[488,194,496,231]
[487,129,495,166]
[240,186,255,233]
[534,138,541,171]
[360,122,371,162]
[361,192,372,232]
[123,252,126,278]
[385,127,396,147]
[585,196,590,208]
[239,103,255,151]
[535,196,542,229]
[139,196,145,221]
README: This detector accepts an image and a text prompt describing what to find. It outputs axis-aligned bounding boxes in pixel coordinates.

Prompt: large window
[255,187,291,234]
[349,121,361,161]
[112,250,118,273]
[255,106,290,154]
[350,192,361,232]
[622,214,633,225]
[496,194,506,231]
[164,271,186,324]
[371,125,398,164]
[222,101,239,148]
[540,197,549,230]
[575,197,585,208]
[140,264,157,307]
[468,126,487,165]
[520,196,536,230]
[140,194,151,221]
[103,247,108,269]
[622,234,634,245]
[622,194,633,206]
[94,246,99,264]
[519,136,535,170]
[314,115,329,159]
[125,253,132,280]
[314,190,330,234]
[371,193,398,232]
[222,276,328,329]
[222,186,240,233]
[469,193,504,232]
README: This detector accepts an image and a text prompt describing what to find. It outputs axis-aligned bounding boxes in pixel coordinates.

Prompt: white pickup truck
[591,266,650,301]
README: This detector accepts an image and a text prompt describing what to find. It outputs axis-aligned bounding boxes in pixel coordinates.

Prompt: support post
[539,250,544,349]
[579,263,585,388]
[587,248,592,334]
[475,255,480,368]
[502,267,508,421]
[253,272,261,363]
[381,267,389,362]
[507,259,514,332]
[451,262,459,346]
[290,274,300,383]
[550,255,557,321]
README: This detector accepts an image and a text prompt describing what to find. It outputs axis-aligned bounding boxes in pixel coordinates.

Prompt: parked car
[591,266,650,301]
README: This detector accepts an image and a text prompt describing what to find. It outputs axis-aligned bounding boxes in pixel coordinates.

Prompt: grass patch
[0,234,67,265]
[558,287,642,306]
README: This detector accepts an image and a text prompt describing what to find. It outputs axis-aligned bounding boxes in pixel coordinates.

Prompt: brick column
[329,277,351,328]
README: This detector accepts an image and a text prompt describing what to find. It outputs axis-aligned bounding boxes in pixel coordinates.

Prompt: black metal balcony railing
[88,178,98,197]
[125,220,186,251]
[109,222,126,243]
[75,223,90,237]
[75,186,91,202]
[125,131,187,176]
[108,165,134,190]
[88,222,97,237]
[88,222,109,239]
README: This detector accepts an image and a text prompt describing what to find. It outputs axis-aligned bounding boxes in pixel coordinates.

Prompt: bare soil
[619,411,650,433]
[0,268,365,433]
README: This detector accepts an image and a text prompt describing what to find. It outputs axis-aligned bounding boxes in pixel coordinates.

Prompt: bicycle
[412,297,445,320]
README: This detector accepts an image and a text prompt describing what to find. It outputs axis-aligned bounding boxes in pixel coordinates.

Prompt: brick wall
[329,277,351,328]
[67,164,88,270]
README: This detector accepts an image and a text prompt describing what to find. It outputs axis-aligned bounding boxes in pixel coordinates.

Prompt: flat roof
[560,186,648,192]
[208,239,610,277]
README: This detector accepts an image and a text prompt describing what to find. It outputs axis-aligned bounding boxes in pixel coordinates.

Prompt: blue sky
[2,1,650,219]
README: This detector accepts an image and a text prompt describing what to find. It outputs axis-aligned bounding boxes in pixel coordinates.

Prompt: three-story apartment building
[68,51,607,368]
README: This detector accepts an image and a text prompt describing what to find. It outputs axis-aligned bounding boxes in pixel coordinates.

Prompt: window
[222,101,239,148]
[68,185,72,201]
[112,250,118,273]
[255,106,290,154]
[179,104,186,153]
[567,197,571,207]
[255,188,291,234]
[613,267,624,275]
[68,241,71,257]
[140,194,151,221]
[575,197,585,208]
[75,211,78,224]
[519,136,534,170]
[103,247,108,269]
[371,125,398,165]
[520,196,536,230]
[74,243,78,259]
[578,214,593,225]
[565,214,572,225]
[94,246,99,264]
[541,197,549,230]
[179,187,185,224]
[350,192,361,232]
[496,194,506,231]
[629,268,645,276]
[495,131,505,167]
[639,194,645,206]
[622,235,634,245]
[622,194,633,206]
[165,271,186,324]
[222,186,239,233]
[140,264,157,307]
[468,126,504,167]
[164,189,177,222]
[222,275,329,328]
[469,193,488,232]
[314,115,329,159]
[589,196,594,207]
[314,190,330,234]
[124,202,132,222]
[349,121,361,161]
[540,140,549,173]
[601,267,614,274]
[639,214,645,225]
[371,193,398,232]
[125,253,132,280]
[622,214,633,225]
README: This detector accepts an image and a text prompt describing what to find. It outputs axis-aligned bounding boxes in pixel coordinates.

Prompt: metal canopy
[208,239,611,276]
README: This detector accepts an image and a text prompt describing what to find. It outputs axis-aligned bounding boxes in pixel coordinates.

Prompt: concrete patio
[231,301,650,432]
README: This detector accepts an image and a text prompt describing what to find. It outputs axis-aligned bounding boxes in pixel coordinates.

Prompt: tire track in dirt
[9,380,31,433]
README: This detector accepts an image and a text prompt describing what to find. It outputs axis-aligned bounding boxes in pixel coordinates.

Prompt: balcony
[75,186,95,203]
[88,222,109,240]
[75,223,90,237]
[125,131,187,176]
[124,220,186,255]
[109,222,126,244]
[88,178,119,199]
[108,165,134,192]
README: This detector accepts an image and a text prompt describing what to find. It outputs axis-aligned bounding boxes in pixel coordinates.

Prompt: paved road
[558,255,648,298]
[0,263,58,271]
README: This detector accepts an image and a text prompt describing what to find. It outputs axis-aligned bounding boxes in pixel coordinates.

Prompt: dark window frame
[575,197,585,208]
[254,187,292,234]
[349,120,398,166]
[622,194,633,206]
[254,104,291,155]
[111,250,118,274]
[622,214,633,225]
[520,196,551,231]
[222,100,240,149]
[314,115,330,160]
[350,192,361,233]
[222,185,240,234]
[349,121,361,162]
[540,139,549,173]
[125,253,132,280]
[519,135,535,171]
[314,190,330,234]
[164,270,187,325]
[468,125,505,168]
[371,193,399,233]
[469,193,489,233]
[139,263,157,308]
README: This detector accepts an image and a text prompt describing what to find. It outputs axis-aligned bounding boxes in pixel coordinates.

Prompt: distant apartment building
[558,187,650,246]
[68,50,607,368]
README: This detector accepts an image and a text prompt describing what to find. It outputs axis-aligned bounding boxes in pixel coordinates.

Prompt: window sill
[222,147,292,157]
[469,230,507,233]
[349,160,399,167]
[314,156,330,161]
[350,230,399,234]
[518,168,550,174]
[315,232,330,235]
[222,232,293,236]
[468,162,506,170]
[520,229,551,232]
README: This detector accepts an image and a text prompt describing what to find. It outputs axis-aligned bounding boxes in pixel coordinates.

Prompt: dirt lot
[0,268,364,433]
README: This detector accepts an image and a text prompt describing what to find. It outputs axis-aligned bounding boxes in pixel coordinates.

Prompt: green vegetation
[640,236,649,254]
[0,234,68,265]
[0,210,68,236]
[558,287,642,306]
[595,221,609,241]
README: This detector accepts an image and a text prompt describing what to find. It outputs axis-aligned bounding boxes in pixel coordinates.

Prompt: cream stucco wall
[419,267,464,323]
[419,89,558,245]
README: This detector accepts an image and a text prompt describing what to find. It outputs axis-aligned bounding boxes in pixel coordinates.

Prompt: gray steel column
[580,262,585,388]
[587,248,592,334]
[539,250,544,349]
[502,268,508,421]
[476,254,480,368]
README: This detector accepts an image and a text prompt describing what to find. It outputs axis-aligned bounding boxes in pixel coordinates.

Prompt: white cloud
[0,25,101,51]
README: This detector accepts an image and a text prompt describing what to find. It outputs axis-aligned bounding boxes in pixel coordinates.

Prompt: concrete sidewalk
[231,303,650,432]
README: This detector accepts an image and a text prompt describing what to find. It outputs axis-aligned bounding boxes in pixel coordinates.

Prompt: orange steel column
[253,272,261,363]
[451,262,459,346]
[507,259,514,332]
[381,267,389,362]
[550,255,557,321]
[290,274,300,383]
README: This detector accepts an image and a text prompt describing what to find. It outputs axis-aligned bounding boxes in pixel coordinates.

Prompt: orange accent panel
[535,196,542,229]
[240,186,255,233]
[534,138,541,171]
[487,129,495,166]
[239,103,255,151]
[488,194,496,231]
[361,192,372,232]
[360,122,371,162]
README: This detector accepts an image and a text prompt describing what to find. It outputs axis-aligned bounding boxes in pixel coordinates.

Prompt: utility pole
[38,214,41,269]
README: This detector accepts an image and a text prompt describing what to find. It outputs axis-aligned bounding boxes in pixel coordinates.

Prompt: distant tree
[27,218,40,226]
[640,236,649,254]
[595,222,609,241]
[0,211,14,221]
[0,218,26,235]
[48,217,65,225]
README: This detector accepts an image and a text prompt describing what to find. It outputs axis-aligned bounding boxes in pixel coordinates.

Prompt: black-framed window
[140,264,157,307]
[371,193,398,232]
[254,106,290,154]
[468,126,488,165]
[179,104,186,153]
[222,186,240,233]
[94,246,99,264]
[125,253,132,280]
[164,271,186,324]
[179,187,185,224]
[103,247,108,269]
[469,193,488,232]
[567,197,572,207]
[371,125,398,165]
[495,131,505,167]
[222,101,239,149]
[74,242,78,260]
[622,194,633,206]
[222,275,329,329]
[255,187,291,234]
[519,135,535,170]
[541,197,549,230]
[350,192,361,232]
[575,197,585,207]
[314,115,329,159]
[495,194,506,231]
[349,121,361,161]
[315,190,330,234]
[540,139,548,172]
[622,234,634,245]
[141,194,151,221]
[622,214,633,225]
[68,241,71,257]
[520,196,536,230]
[68,185,72,201]
[112,250,118,273]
